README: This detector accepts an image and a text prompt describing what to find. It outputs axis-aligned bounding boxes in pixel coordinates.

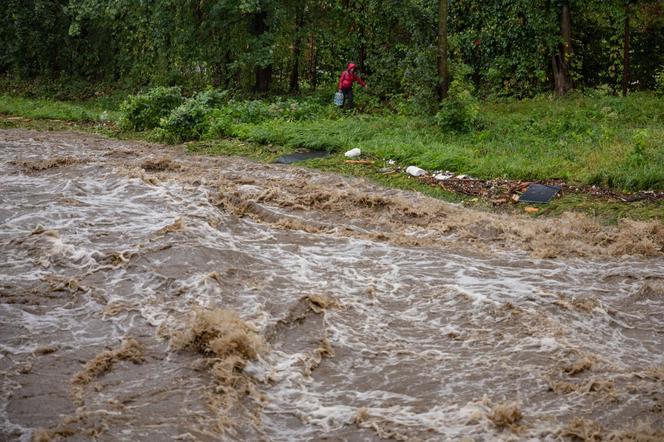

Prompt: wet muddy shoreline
[1,129,663,441]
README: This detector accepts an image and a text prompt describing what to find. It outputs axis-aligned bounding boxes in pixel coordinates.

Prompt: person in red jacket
[338,63,367,109]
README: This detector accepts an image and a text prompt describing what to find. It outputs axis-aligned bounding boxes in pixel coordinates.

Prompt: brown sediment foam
[207,271,223,284]
[631,280,664,302]
[31,408,125,442]
[18,360,33,374]
[102,250,134,267]
[216,189,427,246]
[141,156,181,172]
[70,338,144,405]
[559,418,664,441]
[156,218,186,235]
[546,377,615,396]
[264,295,338,343]
[262,295,338,376]
[170,307,265,388]
[306,294,341,313]
[303,336,334,376]
[353,413,414,441]
[354,407,370,425]
[168,308,267,436]
[643,364,664,382]
[563,357,595,376]
[122,166,160,185]
[607,421,664,442]
[31,225,59,238]
[559,417,604,441]
[488,401,523,431]
[215,174,664,258]
[216,191,332,234]
[32,426,75,442]
[554,294,600,314]
[11,156,84,173]
[103,300,139,317]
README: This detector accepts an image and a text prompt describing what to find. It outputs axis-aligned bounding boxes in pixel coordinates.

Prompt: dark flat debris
[418,176,664,204]
[275,151,330,164]
[519,184,561,204]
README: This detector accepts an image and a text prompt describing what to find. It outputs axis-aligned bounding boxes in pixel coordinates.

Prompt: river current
[1,129,663,441]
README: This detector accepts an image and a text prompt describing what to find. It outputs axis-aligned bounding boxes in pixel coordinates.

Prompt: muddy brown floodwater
[1,129,663,441]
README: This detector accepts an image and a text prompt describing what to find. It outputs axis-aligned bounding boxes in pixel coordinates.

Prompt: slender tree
[622,1,631,96]
[438,0,449,99]
[252,9,272,93]
[289,3,305,93]
[552,0,574,95]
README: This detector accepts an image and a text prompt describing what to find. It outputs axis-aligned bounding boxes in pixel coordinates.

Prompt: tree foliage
[2,0,663,104]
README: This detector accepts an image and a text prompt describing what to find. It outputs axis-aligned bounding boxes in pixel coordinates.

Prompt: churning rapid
[1,129,663,441]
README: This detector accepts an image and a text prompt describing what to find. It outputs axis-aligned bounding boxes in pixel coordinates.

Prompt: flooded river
[1,129,663,441]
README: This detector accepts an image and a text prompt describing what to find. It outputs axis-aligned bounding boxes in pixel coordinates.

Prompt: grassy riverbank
[1,92,663,223]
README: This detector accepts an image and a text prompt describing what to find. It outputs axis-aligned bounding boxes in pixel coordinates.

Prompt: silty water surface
[0,130,663,441]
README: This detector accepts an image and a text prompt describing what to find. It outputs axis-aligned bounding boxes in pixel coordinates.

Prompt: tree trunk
[553,0,573,95]
[289,4,305,93]
[359,24,367,74]
[307,32,318,90]
[437,0,449,100]
[622,6,631,96]
[252,10,272,94]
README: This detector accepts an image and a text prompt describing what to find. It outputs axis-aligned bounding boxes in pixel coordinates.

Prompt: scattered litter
[378,168,396,174]
[275,151,330,164]
[520,183,561,204]
[344,148,362,158]
[524,207,540,214]
[434,171,455,181]
[406,166,426,177]
[511,194,520,203]
[345,160,375,165]
[387,159,396,165]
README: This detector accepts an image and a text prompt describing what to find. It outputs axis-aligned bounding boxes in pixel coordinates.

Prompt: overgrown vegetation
[106,86,663,192]
[2,86,661,193]
[2,92,662,222]
[0,95,116,122]
[656,66,664,96]
[2,1,663,104]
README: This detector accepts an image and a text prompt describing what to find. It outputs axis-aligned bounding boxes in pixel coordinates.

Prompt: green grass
[0,91,662,223]
[0,95,120,122]
[224,92,664,191]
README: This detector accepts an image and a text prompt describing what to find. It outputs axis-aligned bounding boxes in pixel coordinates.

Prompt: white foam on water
[1,132,662,440]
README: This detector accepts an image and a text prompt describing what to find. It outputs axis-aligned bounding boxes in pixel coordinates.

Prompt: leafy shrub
[225,100,272,124]
[205,110,235,138]
[434,80,480,132]
[159,99,210,143]
[156,89,231,142]
[119,86,183,131]
[656,66,664,96]
[401,47,439,113]
[193,88,230,108]
[627,130,649,167]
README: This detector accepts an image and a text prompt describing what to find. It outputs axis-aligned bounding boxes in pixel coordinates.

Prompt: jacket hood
[347,63,356,71]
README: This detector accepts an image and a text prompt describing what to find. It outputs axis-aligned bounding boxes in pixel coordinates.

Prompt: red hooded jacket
[338,63,366,90]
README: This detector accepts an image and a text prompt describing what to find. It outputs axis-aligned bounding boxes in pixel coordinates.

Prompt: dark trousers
[341,88,353,109]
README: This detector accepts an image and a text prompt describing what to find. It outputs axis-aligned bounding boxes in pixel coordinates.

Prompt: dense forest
[2,0,664,106]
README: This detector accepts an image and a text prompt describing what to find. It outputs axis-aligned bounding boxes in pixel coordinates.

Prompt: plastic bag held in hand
[334,91,344,106]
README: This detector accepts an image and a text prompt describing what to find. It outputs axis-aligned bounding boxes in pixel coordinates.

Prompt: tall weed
[119,87,183,131]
